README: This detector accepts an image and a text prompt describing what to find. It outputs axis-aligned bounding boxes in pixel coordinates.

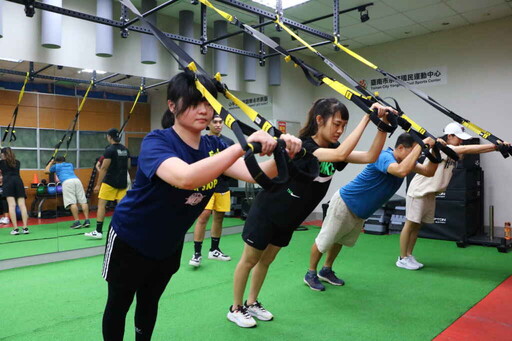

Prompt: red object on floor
[303,220,323,227]
[434,275,512,341]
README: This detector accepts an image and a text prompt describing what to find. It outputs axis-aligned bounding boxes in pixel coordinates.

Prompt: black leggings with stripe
[102,228,182,341]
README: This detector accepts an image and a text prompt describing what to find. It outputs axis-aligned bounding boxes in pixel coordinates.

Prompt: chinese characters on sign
[227,95,270,110]
[368,66,447,91]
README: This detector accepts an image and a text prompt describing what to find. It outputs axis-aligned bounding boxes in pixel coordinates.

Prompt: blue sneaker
[318,267,345,286]
[304,271,325,291]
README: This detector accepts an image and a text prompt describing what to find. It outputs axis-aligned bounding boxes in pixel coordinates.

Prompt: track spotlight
[359,7,369,23]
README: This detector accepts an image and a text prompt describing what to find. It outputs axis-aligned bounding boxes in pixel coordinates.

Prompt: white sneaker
[208,249,231,261]
[409,255,424,269]
[245,300,273,321]
[0,217,9,224]
[84,231,103,239]
[189,253,202,267]
[227,305,257,328]
[396,256,419,270]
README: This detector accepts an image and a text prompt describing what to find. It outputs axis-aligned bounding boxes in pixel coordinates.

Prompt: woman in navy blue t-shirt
[101,71,301,341]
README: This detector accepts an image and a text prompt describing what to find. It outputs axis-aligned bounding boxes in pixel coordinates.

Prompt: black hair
[395,132,415,148]
[299,98,349,139]
[161,108,174,129]
[107,128,121,143]
[55,156,66,162]
[166,71,218,118]
[440,134,449,142]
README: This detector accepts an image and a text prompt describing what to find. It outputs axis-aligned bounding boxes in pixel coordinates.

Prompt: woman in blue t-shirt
[101,71,301,341]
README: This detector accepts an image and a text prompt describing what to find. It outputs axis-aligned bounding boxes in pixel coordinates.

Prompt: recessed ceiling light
[79,69,107,74]
[250,0,311,10]
[442,22,450,26]
[404,31,411,35]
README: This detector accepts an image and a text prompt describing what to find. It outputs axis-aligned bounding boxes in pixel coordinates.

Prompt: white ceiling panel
[367,13,415,31]
[384,23,431,39]
[461,3,512,24]
[284,1,331,19]
[339,22,379,38]
[445,0,506,13]
[420,14,469,32]
[339,39,367,50]
[382,0,442,12]
[404,3,457,22]
[353,31,395,45]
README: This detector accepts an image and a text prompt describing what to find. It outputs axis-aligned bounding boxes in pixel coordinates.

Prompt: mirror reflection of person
[190,114,235,267]
[85,128,130,239]
[0,172,10,225]
[45,156,90,229]
[0,147,29,235]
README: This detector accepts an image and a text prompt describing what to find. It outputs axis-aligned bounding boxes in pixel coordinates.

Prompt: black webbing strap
[119,85,144,134]
[47,80,94,164]
[330,38,510,158]
[2,72,30,146]
[205,10,396,134]
[119,0,291,190]
[382,96,459,163]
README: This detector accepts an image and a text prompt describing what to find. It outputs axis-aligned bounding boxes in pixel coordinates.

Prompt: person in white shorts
[45,156,90,229]
[398,122,509,270]
[306,133,437,291]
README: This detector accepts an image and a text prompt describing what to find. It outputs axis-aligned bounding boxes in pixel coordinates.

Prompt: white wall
[310,16,512,233]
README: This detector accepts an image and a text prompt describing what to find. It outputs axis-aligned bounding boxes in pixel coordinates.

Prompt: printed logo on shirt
[319,161,336,176]
[117,150,128,157]
[193,179,218,192]
[208,148,221,157]
[185,193,206,206]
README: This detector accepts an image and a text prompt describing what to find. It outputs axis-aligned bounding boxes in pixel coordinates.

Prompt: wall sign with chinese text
[368,66,447,91]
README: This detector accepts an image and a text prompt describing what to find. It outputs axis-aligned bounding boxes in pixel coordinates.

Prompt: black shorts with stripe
[102,228,183,291]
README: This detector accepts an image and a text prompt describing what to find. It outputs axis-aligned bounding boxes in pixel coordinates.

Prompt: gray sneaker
[304,271,325,291]
[318,267,345,286]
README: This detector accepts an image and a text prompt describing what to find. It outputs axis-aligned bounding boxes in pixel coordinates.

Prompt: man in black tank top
[85,128,130,239]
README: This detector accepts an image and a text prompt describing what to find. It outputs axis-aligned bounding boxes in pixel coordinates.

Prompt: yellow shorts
[205,191,231,212]
[99,183,127,202]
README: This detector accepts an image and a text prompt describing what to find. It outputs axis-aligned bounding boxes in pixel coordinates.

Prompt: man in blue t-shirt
[45,156,90,229]
[305,133,437,291]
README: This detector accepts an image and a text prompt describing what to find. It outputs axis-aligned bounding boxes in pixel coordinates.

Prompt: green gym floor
[1,226,511,341]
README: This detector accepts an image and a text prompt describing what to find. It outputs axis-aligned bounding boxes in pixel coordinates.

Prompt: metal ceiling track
[6,0,373,62]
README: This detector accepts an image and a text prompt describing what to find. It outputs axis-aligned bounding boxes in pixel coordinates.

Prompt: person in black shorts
[85,129,130,239]
[228,99,397,327]
[0,172,10,225]
[189,114,235,267]
[100,71,301,341]
[0,147,29,235]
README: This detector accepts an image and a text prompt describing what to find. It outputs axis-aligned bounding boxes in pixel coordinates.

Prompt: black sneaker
[304,271,325,291]
[70,221,82,229]
[318,267,345,286]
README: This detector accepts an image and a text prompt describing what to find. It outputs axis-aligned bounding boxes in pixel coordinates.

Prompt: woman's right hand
[247,130,277,156]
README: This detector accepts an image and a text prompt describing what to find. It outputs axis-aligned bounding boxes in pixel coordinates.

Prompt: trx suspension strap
[197,0,396,135]
[272,18,459,163]
[119,84,144,134]
[2,72,30,146]
[330,38,511,158]
[213,73,319,179]
[119,0,290,190]
[47,80,94,164]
